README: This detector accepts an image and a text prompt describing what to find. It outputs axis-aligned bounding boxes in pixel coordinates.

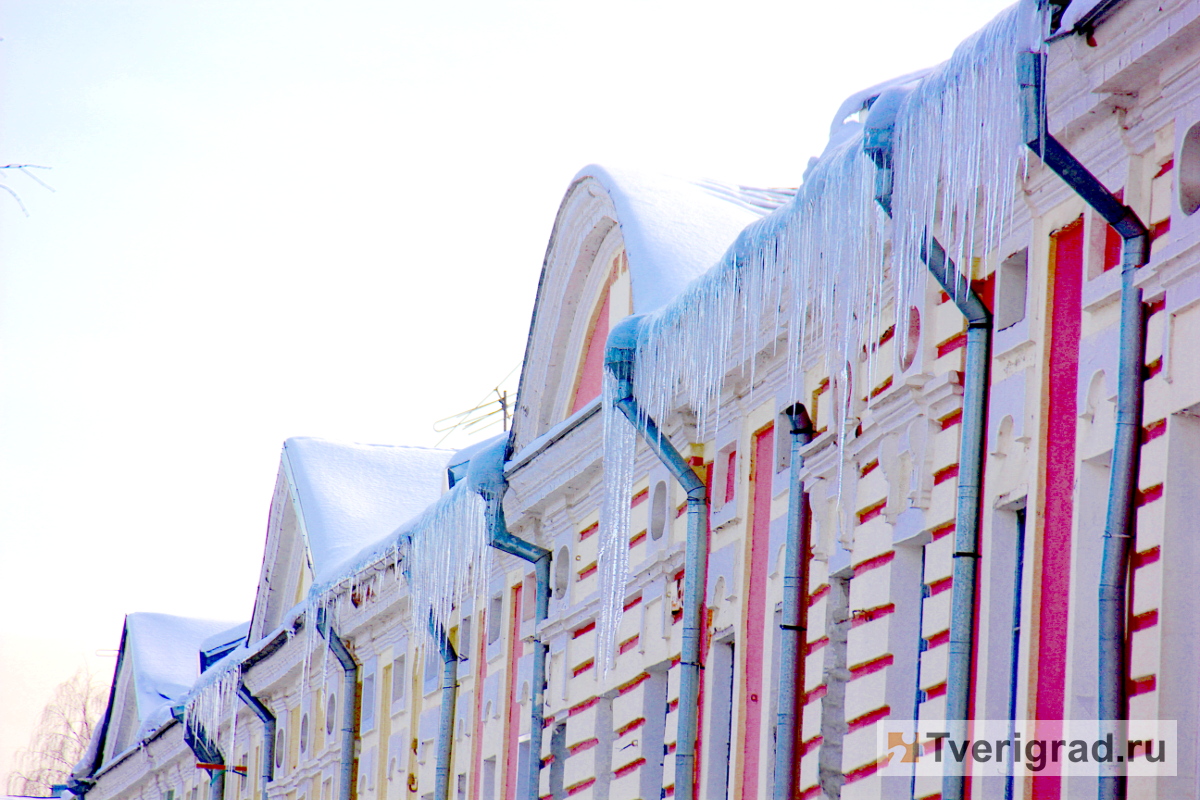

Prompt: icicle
[597,369,638,672]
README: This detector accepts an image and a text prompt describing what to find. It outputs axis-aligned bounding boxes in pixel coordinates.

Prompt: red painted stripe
[579,523,598,541]
[931,521,955,541]
[851,603,895,628]
[572,621,596,638]
[859,458,879,477]
[1130,609,1159,632]
[1036,217,1084,785]
[1147,296,1166,315]
[939,409,963,430]
[630,488,649,508]
[853,550,895,577]
[1136,483,1164,506]
[724,448,738,505]
[664,784,675,797]
[667,698,679,713]
[568,696,599,717]
[1132,546,1161,569]
[937,291,951,305]
[879,324,896,346]
[808,584,830,605]
[623,594,643,612]
[617,672,650,696]
[613,758,645,779]
[937,332,968,358]
[927,576,953,596]
[1145,357,1163,379]
[619,635,640,655]
[568,738,599,755]
[1129,675,1157,696]
[926,629,950,648]
[934,463,959,485]
[805,637,829,656]
[504,582,525,800]
[628,530,647,548]
[800,736,824,759]
[802,785,823,800]
[846,756,889,783]
[616,717,646,737]
[572,659,595,677]
[1142,418,1166,442]
[858,498,887,524]
[847,706,891,733]
[566,778,595,796]
[1151,218,1171,241]
[849,654,894,679]
[924,681,947,699]
[676,502,687,519]
[870,376,894,399]
[577,562,597,581]
[1155,158,1174,177]
[805,684,827,705]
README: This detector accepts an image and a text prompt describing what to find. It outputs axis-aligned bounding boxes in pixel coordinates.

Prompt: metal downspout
[431,621,459,800]
[488,499,552,800]
[923,237,993,800]
[236,679,276,800]
[323,623,359,800]
[772,404,813,800]
[865,91,994,800]
[1020,48,1150,800]
[605,315,709,800]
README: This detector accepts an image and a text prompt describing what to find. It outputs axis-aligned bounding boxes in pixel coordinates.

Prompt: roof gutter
[1019,46,1150,800]
[605,315,708,800]
[865,86,994,800]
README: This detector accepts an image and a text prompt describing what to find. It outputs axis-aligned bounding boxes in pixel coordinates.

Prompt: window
[649,481,668,540]
[487,594,503,644]
[554,546,570,597]
[1179,120,1200,215]
[996,248,1028,330]
[299,714,309,753]
[361,672,376,731]
[326,694,337,737]
[460,616,472,660]
[391,655,407,710]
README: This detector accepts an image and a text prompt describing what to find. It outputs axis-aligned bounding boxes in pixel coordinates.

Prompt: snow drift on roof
[281,438,454,583]
[574,165,794,315]
[123,612,241,743]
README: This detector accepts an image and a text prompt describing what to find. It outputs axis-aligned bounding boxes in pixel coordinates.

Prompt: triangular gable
[249,438,453,642]
[96,613,239,769]
[509,165,793,455]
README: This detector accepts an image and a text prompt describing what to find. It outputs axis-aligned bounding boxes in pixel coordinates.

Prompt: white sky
[0,0,1015,775]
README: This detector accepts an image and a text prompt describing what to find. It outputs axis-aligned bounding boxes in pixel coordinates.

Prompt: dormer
[247,438,454,643]
[509,164,793,456]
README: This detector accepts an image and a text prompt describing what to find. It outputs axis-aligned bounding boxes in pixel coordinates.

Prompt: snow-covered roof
[124,613,239,728]
[281,437,454,583]
[573,165,794,314]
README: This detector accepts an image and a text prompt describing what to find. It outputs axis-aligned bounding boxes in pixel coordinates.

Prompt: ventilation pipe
[236,679,276,800]
[460,436,553,800]
[318,611,359,800]
[865,87,994,800]
[604,315,708,800]
[1019,47,1150,800]
[431,621,459,800]
[772,404,813,800]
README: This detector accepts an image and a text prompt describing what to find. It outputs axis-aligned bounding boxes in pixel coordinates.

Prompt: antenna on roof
[433,367,518,447]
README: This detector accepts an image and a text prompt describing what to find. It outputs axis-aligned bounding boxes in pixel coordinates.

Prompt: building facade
[73,2,1200,799]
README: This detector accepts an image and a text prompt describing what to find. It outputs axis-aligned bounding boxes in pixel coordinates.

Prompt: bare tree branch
[6,666,108,797]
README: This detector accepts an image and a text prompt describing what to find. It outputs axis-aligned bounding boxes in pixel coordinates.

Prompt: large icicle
[597,369,638,673]
[595,3,1035,663]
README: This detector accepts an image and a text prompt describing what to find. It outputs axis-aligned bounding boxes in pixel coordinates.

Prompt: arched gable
[509,165,793,456]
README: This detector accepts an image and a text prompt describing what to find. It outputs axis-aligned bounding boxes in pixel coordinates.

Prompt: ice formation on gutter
[598,1,1042,661]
